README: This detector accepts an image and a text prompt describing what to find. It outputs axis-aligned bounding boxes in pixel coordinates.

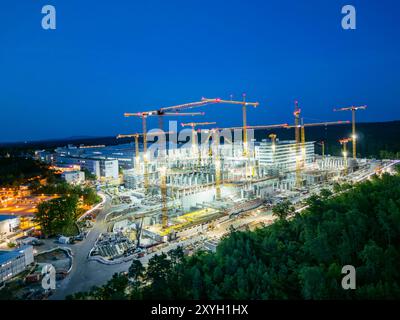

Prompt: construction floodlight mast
[334,105,367,160]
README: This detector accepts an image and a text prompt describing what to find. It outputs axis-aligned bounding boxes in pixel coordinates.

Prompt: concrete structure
[0,245,34,284]
[61,171,85,184]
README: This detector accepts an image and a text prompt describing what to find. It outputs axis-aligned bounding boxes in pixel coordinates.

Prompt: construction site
[83,96,395,259]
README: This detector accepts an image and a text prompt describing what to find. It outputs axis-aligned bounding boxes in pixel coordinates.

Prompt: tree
[320,188,332,199]
[82,168,96,181]
[272,200,295,221]
[34,195,79,237]
[69,172,400,300]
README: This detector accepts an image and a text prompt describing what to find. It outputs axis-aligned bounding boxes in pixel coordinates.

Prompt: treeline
[69,169,400,300]
[254,120,400,159]
[0,157,52,187]
[2,120,400,160]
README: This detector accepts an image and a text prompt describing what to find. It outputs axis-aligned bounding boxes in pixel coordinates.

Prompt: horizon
[1,118,399,145]
[1,0,399,142]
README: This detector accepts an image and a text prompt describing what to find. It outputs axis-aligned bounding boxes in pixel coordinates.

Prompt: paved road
[50,195,134,299]
[49,159,399,299]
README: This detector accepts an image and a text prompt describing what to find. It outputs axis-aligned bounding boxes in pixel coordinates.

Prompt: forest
[68,167,400,300]
[0,157,52,187]
[1,120,400,160]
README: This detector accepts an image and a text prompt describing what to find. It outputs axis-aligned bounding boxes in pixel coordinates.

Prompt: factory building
[255,139,315,171]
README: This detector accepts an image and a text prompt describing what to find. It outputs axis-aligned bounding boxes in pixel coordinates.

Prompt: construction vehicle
[334,105,367,159]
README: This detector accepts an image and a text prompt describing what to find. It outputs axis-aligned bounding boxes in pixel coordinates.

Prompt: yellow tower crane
[212,123,288,181]
[339,138,352,175]
[286,119,351,188]
[317,141,325,160]
[269,133,277,160]
[181,121,216,166]
[212,129,222,201]
[124,111,204,192]
[293,101,302,187]
[334,105,367,160]
[117,131,174,174]
[201,95,259,156]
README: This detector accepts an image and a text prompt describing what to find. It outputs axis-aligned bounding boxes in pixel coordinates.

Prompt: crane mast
[339,138,352,175]
[181,122,216,166]
[201,95,259,156]
[334,105,367,160]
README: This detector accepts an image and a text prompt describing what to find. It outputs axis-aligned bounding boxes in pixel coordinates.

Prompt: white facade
[0,216,20,237]
[62,171,85,184]
[80,159,101,178]
[100,159,119,179]
[256,140,315,171]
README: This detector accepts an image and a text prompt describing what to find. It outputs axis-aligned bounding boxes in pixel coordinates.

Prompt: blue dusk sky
[0,0,399,142]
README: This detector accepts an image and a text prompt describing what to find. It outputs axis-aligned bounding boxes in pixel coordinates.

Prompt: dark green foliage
[272,200,295,221]
[69,173,400,300]
[0,157,52,187]
[34,195,79,236]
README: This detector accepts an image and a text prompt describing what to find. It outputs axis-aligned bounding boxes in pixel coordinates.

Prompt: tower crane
[286,119,351,188]
[317,141,325,160]
[269,133,277,159]
[124,110,204,192]
[334,105,367,160]
[339,138,352,175]
[293,101,302,187]
[117,131,174,174]
[155,100,219,143]
[201,95,260,156]
[212,129,222,201]
[181,122,216,166]
[203,123,288,190]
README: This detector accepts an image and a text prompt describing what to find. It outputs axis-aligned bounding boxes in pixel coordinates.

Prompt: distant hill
[1,120,399,158]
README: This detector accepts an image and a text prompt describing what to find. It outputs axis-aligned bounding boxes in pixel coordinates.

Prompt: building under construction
[108,98,366,242]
